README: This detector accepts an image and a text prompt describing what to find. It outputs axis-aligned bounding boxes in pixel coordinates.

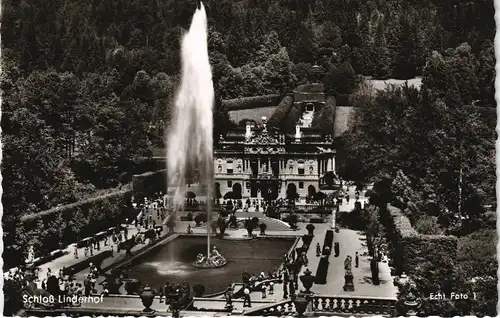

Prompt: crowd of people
[4,192,172,308]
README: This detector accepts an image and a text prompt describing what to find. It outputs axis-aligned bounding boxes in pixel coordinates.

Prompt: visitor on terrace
[101,282,110,296]
[301,251,309,266]
[243,286,252,307]
[269,281,274,295]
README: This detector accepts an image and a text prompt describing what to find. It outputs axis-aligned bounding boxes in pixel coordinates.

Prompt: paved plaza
[23,185,396,314]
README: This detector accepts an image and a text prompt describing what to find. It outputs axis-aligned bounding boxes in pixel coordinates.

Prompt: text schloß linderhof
[23,294,105,305]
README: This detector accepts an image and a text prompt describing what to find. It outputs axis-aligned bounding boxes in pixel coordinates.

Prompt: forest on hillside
[1,0,495,261]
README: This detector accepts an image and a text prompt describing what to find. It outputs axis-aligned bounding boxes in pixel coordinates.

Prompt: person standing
[269,281,274,295]
[316,242,321,257]
[243,286,252,307]
[355,252,359,268]
[84,275,91,296]
[158,285,164,303]
[74,246,79,259]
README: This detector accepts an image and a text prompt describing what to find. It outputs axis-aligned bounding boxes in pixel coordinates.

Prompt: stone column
[332,156,336,173]
[327,158,333,172]
[258,158,261,174]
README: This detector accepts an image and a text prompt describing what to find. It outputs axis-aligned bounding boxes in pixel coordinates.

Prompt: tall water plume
[167,2,214,259]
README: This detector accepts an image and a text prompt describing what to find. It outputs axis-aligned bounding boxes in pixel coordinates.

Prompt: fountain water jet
[166,2,226,268]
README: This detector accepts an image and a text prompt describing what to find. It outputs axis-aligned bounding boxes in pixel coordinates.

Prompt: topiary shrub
[194,213,207,226]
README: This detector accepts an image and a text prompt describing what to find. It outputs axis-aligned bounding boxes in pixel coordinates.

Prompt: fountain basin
[121,236,295,294]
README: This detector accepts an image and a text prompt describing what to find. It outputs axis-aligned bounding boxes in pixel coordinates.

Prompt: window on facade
[227,168,233,174]
[298,162,305,175]
[299,182,304,189]
[228,180,233,188]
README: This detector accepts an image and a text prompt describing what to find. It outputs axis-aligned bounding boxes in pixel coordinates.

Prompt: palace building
[214,84,338,201]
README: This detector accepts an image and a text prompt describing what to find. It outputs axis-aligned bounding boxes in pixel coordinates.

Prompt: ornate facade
[214,87,337,200]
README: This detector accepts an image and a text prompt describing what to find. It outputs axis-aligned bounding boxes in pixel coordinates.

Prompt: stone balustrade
[312,295,397,315]
[243,299,296,316]
[243,295,397,316]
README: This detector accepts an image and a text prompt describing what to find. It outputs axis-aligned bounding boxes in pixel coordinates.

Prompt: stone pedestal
[343,273,355,291]
[331,209,336,229]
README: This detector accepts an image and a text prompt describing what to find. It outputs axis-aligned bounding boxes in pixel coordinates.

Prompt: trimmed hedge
[316,230,334,285]
[26,250,67,269]
[132,169,167,201]
[315,256,330,284]
[294,83,325,93]
[282,104,304,133]
[63,250,112,276]
[322,230,334,254]
[382,205,458,276]
[20,190,132,258]
[222,94,281,111]
[267,95,294,129]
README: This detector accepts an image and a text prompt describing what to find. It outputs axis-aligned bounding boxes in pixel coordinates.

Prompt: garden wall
[131,169,167,201]
[382,205,458,275]
[20,190,133,257]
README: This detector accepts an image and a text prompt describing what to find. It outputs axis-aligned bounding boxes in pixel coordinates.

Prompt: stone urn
[343,270,355,292]
[403,291,421,315]
[140,285,156,313]
[299,268,315,294]
[305,224,315,236]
